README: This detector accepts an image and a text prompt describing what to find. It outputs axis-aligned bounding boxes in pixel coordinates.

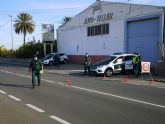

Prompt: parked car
[90,54,134,77]
[42,52,68,66]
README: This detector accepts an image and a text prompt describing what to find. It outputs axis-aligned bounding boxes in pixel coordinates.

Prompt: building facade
[57,1,164,66]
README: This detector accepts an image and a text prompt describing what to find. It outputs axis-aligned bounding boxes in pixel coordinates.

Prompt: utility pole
[162,8,165,61]
[8,15,13,58]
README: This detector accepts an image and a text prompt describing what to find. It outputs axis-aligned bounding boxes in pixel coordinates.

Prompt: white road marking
[8,95,21,101]
[50,115,71,124]
[46,80,55,83]
[157,86,165,89]
[25,75,31,78]
[19,74,25,77]
[58,83,64,85]
[0,90,7,94]
[72,86,165,109]
[26,104,45,113]
[45,80,55,84]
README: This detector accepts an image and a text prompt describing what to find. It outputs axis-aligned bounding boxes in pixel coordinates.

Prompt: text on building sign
[84,13,113,24]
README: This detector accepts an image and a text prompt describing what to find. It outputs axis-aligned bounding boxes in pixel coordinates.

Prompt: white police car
[90,54,134,77]
[42,52,68,66]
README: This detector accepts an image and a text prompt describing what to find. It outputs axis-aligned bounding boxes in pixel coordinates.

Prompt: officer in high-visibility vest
[84,53,91,76]
[132,52,140,77]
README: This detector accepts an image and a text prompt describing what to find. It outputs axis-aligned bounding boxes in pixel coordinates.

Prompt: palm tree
[14,13,35,45]
[62,16,72,25]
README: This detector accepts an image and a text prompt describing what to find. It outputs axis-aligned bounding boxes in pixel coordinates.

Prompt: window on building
[98,25,101,35]
[87,27,91,36]
[106,24,109,34]
[91,27,94,36]
[87,23,109,36]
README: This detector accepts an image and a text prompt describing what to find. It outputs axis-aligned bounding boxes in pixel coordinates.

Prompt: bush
[0,40,57,58]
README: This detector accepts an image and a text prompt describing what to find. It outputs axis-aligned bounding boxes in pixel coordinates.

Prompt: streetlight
[8,15,13,57]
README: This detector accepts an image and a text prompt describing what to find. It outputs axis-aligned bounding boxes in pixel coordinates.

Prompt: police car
[90,54,134,77]
[42,52,68,66]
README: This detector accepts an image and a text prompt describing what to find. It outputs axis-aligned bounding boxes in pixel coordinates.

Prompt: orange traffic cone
[149,76,155,84]
[65,79,72,86]
[124,76,128,83]
[102,74,107,80]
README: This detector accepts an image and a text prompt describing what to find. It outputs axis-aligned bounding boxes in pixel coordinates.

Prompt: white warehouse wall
[57,1,163,56]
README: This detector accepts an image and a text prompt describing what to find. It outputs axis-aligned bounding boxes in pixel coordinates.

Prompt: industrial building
[57,0,164,66]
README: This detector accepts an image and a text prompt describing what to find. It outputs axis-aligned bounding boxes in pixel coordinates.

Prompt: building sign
[84,13,113,24]
[93,3,102,14]
[42,24,54,42]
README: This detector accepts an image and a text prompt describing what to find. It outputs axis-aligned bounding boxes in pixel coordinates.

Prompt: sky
[0,0,165,50]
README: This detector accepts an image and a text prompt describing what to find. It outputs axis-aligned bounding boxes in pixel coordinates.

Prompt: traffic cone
[65,79,72,86]
[149,76,155,84]
[124,76,128,83]
[102,74,107,80]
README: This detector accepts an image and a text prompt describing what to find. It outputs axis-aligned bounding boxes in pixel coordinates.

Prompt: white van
[90,54,134,77]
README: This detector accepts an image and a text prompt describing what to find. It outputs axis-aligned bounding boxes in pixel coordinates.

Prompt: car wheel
[105,68,113,77]
[63,59,67,64]
[49,61,53,66]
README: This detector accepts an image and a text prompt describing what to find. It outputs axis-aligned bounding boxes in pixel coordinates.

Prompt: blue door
[127,17,159,66]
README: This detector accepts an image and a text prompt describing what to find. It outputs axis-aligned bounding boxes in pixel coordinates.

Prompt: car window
[53,55,58,59]
[60,53,64,56]
[45,53,54,59]
[125,56,133,61]
[95,56,116,65]
[114,56,124,63]
[57,53,64,56]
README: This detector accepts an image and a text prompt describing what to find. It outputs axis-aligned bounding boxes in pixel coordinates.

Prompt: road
[0,62,165,124]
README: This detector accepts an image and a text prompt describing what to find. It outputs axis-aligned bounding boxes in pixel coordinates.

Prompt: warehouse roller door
[127,17,159,66]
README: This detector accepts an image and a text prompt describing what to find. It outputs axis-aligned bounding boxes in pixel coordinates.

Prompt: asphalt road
[0,62,165,124]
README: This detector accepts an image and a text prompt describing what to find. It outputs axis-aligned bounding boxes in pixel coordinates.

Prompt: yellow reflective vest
[132,55,139,64]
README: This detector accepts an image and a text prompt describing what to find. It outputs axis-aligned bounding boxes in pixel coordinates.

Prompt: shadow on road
[0,82,32,89]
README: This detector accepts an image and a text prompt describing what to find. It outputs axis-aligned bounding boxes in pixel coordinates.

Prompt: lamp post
[8,15,13,57]
[162,8,165,61]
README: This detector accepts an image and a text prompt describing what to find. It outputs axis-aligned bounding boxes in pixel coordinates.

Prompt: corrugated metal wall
[127,17,159,66]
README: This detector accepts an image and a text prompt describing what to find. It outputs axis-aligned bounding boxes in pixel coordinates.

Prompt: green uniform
[132,55,140,77]
[29,59,42,87]
[84,56,91,76]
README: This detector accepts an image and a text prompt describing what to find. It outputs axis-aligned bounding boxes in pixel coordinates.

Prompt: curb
[154,79,165,83]
[0,61,28,66]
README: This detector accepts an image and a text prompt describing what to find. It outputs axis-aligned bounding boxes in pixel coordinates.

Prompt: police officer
[29,54,43,88]
[132,52,140,77]
[84,53,91,76]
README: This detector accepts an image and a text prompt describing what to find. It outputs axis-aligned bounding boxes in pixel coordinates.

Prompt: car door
[59,53,64,61]
[113,56,124,72]
[53,55,58,64]
[124,55,133,70]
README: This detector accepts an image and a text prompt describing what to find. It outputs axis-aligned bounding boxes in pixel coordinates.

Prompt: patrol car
[42,52,68,66]
[90,54,134,77]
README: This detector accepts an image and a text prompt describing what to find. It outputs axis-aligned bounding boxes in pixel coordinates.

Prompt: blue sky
[0,0,165,49]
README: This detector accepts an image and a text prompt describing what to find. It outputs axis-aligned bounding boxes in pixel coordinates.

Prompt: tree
[62,16,72,25]
[14,13,35,45]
